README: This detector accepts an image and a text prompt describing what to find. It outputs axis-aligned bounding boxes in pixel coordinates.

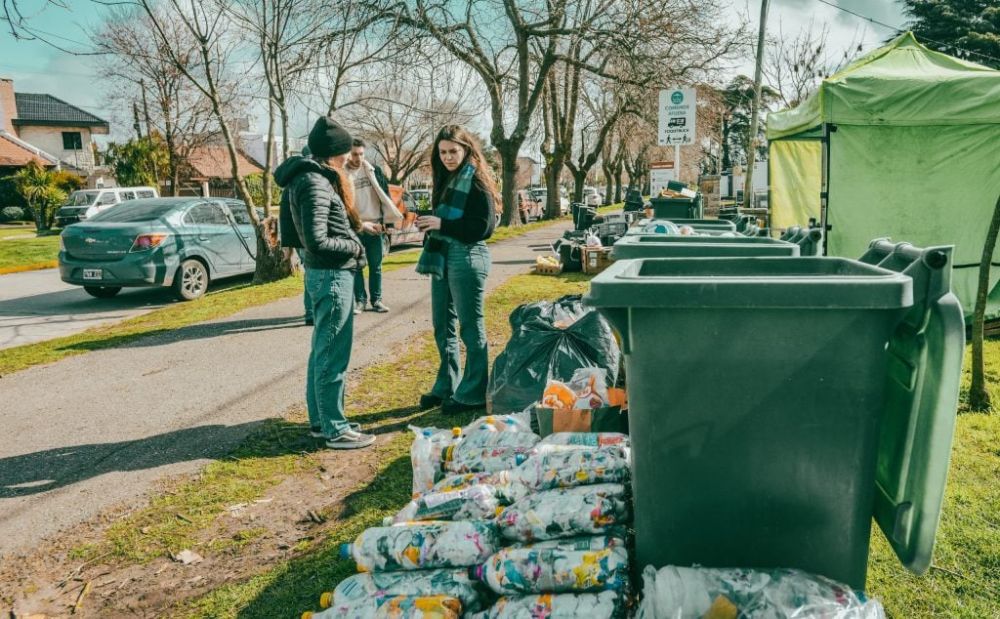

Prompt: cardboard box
[582,246,614,274]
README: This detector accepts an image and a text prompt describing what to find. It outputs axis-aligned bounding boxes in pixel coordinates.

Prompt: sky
[0,0,911,142]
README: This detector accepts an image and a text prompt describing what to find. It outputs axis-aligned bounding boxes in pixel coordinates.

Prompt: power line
[814,0,1000,66]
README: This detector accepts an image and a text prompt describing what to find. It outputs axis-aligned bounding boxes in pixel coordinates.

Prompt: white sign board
[658,88,697,146]
[649,163,676,195]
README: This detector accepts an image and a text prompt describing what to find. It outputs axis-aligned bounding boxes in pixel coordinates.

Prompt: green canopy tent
[767,32,1000,315]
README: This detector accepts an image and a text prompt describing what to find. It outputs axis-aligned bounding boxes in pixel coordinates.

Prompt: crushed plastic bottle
[510,448,630,499]
[411,426,461,495]
[497,484,630,542]
[305,594,462,618]
[461,411,534,437]
[468,591,623,619]
[324,569,485,614]
[342,520,501,572]
[441,445,533,475]
[535,432,629,450]
[393,485,501,523]
[636,565,887,619]
[472,535,630,595]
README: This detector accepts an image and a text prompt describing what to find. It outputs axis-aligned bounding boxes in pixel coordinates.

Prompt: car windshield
[88,201,179,222]
[65,190,99,207]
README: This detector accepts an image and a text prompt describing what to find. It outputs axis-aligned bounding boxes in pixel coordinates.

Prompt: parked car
[59,197,256,301]
[409,188,431,208]
[583,186,601,207]
[529,188,569,215]
[517,189,543,222]
[55,186,159,227]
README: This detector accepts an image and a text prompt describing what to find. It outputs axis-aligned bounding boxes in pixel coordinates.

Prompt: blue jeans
[305,268,355,437]
[354,232,385,304]
[296,248,312,321]
[429,241,491,405]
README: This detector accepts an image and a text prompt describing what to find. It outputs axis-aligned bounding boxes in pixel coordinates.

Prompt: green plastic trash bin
[650,196,697,219]
[780,225,824,257]
[612,234,800,260]
[584,240,964,589]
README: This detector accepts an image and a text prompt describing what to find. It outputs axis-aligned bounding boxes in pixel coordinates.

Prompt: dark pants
[305,268,354,438]
[429,241,491,405]
[296,248,312,320]
[354,231,385,305]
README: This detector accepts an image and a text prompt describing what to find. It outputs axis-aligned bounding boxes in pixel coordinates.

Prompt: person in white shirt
[345,138,403,313]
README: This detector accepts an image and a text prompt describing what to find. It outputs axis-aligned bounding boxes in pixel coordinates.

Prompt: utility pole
[140,79,153,137]
[743,0,770,210]
[132,102,143,138]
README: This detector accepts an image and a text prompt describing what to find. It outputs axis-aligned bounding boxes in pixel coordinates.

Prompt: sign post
[659,88,697,182]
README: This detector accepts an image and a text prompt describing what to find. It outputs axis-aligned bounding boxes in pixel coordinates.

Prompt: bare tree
[225,0,331,213]
[763,18,864,108]
[135,0,290,281]
[94,7,217,196]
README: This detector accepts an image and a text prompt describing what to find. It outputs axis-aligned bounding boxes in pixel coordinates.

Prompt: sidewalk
[0,222,566,558]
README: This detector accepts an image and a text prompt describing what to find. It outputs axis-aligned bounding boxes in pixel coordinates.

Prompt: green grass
[0,234,60,273]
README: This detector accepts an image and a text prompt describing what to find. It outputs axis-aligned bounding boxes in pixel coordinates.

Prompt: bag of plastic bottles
[392,485,501,523]
[441,445,533,475]
[509,448,630,499]
[342,521,501,572]
[472,535,630,595]
[462,411,534,438]
[305,594,462,618]
[468,591,623,619]
[636,565,887,619]
[324,569,485,614]
[534,432,629,451]
[497,484,630,542]
[411,426,460,495]
[431,471,512,494]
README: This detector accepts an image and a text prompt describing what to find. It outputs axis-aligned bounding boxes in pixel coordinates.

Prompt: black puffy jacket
[275,156,365,271]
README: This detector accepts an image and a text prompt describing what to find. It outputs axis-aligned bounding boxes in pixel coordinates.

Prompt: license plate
[82,269,102,280]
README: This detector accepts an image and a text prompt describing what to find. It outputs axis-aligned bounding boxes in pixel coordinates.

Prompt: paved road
[0,269,176,350]
[0,223,566,558]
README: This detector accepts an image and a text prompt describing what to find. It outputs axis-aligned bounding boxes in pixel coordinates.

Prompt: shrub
[0,206,26,222]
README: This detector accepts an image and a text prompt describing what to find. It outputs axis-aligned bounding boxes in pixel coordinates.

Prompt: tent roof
[768,32,1000,139]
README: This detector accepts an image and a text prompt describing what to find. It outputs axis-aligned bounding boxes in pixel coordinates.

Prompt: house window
[62,131,83,150]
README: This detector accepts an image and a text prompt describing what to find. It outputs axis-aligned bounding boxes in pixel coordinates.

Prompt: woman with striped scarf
[415,126,499,415]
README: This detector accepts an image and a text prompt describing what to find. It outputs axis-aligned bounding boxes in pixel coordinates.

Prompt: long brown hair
[318,157,361,232]
[430,125,500,207]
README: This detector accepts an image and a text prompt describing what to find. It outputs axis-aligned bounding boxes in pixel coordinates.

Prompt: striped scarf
[416,162,476,279]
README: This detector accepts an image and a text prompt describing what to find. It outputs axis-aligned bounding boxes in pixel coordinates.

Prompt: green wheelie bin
[584,239,964,589]
[650,196,699,219]
[612,234,800,260]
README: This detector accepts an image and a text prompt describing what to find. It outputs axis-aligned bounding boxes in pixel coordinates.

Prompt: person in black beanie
[275,116,375,449]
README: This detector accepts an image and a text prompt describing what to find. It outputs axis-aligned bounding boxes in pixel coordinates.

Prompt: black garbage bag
[488,295,621,415]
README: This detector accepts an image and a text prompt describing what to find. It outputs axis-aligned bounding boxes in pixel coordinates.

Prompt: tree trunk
[33,202,46,232]
[263,100,276,217]
[545,158,563,220]
[969,193,1000,411]
[280,103,291,161]
[614,163,623,203]
[603,163,613,205]
[572,170,586,204]
[498,147,520,227]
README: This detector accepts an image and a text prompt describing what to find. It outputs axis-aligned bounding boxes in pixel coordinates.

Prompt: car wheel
[83,285,122,299]
[173,258,210,301]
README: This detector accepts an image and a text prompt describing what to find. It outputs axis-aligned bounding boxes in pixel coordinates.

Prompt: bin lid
[861,241,964,575]
[586,256,914,309]
[626,234,791,245]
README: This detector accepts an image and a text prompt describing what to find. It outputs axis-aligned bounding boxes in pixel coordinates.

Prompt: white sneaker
[326,429,376,449]
[310,423,360,438]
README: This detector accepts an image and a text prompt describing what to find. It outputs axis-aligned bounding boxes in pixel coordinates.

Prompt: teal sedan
[59,197,257,301]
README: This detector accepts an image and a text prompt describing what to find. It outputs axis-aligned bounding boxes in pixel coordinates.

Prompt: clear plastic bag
[497,484,630,543]
[393,485,501,523]
[636,565,887,619]
[342,520,500,572]
[473,535,630,595]
[327,569,484,614]
[534,432,629,451]
[510,448,630,499]
[469,590,623,619]
[441,445,533,475]
[308,594,462,618]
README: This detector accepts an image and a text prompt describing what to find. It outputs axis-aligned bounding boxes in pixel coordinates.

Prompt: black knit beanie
[307,116,352,158]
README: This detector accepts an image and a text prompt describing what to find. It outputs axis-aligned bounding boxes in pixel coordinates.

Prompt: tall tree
[719,75,779,170]
[135,0,290,282]
[763,18,864,108]
[104,134,171,187]
[902,0,1000,69]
